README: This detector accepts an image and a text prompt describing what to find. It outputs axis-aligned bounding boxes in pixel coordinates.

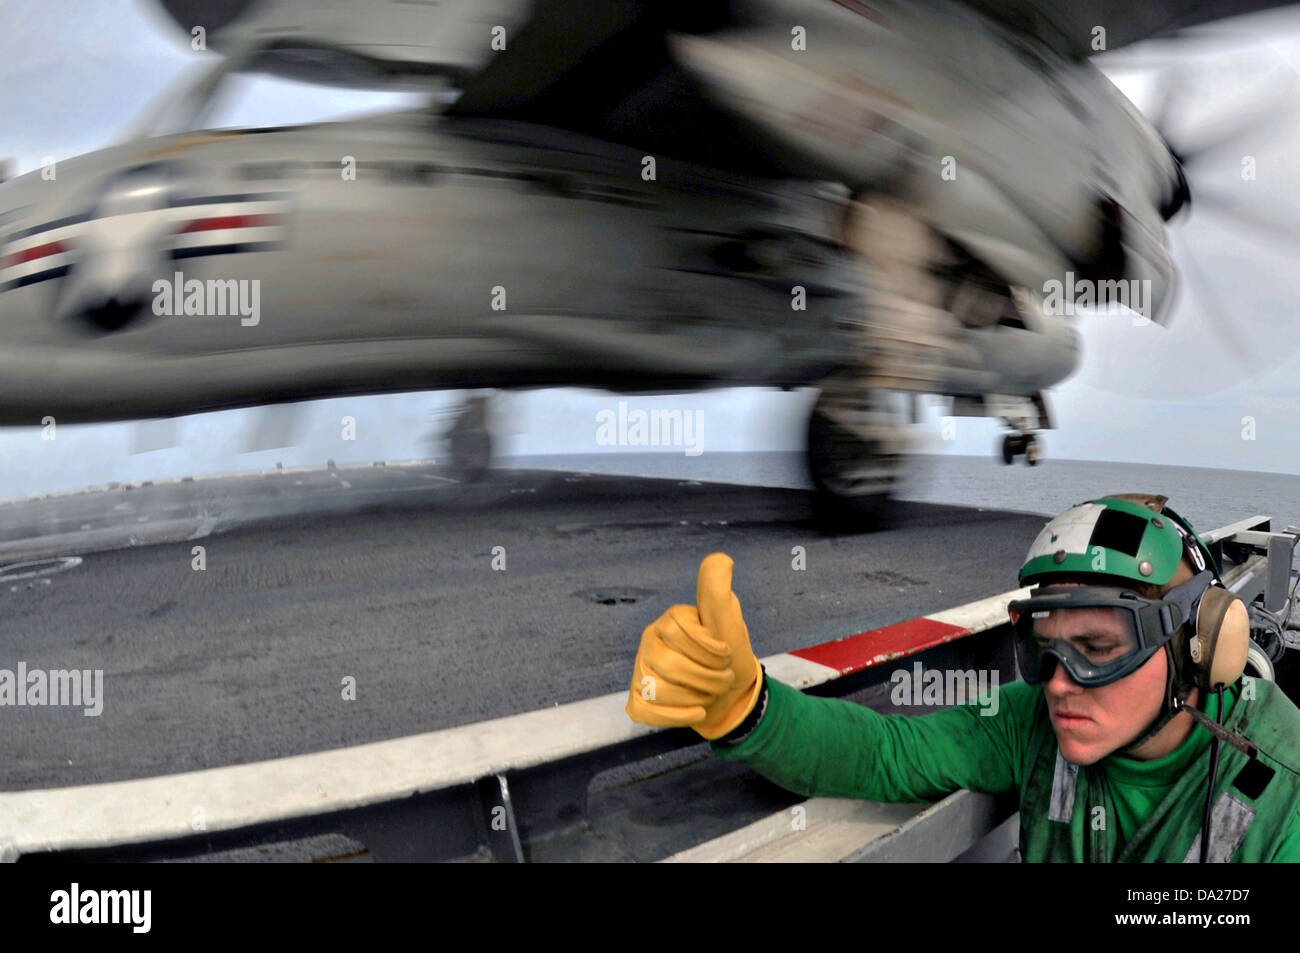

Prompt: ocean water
[501,451,1300,533]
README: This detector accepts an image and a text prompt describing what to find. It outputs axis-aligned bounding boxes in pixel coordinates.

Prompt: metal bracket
[476,773,525,863]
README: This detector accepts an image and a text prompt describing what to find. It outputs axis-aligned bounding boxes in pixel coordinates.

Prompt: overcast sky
[1,0,1298,500]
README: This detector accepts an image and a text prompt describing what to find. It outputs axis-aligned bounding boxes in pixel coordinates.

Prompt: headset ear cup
[1193,588,1250,690]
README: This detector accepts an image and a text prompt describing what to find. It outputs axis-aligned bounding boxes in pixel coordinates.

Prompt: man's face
[1034,598,1168,765]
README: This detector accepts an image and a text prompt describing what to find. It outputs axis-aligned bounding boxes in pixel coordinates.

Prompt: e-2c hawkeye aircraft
[0,0,1292,515]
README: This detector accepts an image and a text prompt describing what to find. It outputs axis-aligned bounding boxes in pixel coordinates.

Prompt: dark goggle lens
[1011,604,1143,687]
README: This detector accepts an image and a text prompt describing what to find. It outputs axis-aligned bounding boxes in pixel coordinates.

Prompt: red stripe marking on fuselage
[3,239,71,269]
[177,214,278,233]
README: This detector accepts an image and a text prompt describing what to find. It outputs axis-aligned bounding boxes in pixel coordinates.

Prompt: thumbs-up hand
[626,604,735,729]
[693,553,763,739]
[625,553,763,740]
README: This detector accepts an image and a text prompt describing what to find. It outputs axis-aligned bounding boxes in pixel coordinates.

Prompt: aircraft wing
[152,0,1300,91]
[149,0,813,177]
[960,0,1298,59]
[148,0,1297,171]
[151,0,536,82]
[150,0,729,92]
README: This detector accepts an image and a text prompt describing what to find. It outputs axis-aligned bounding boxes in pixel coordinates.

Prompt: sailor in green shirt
[625,494,1300,861]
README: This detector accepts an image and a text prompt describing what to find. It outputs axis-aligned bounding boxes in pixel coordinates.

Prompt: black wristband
[715,665,768,747]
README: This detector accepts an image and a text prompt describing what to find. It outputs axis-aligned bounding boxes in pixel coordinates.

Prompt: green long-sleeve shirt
[712,674,1300,861]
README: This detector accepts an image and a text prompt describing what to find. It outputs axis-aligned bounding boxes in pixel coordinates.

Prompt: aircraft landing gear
[1000,430,1041,466]
[444,395,493,482]
[806,384,908,526]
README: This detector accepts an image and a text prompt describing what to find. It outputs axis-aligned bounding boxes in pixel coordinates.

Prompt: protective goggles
[1007,570,1214,687]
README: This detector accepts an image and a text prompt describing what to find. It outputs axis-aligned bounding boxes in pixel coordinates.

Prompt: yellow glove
[626,603,735,728]
[693,553,763,739]
[625,553,763,740]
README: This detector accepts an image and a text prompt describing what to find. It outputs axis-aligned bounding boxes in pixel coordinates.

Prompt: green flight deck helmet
[1018,494,1213,591]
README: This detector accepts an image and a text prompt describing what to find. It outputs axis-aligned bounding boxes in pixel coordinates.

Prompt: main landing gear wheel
[806,390,906,527]
[445,395,493,483]
[1000,433,1041,467]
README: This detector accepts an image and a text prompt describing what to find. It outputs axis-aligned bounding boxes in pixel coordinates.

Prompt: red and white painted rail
[764,586,1030,689]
